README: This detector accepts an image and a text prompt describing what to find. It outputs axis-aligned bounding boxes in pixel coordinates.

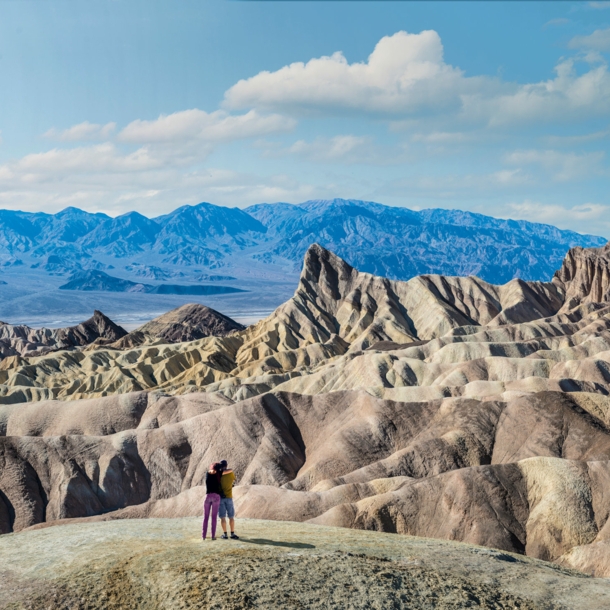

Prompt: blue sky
[0,1,609,236]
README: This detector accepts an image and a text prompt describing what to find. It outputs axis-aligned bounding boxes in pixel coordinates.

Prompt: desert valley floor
[3,241,610,607]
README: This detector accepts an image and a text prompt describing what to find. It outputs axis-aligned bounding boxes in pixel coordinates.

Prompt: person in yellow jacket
[218,459,239,539]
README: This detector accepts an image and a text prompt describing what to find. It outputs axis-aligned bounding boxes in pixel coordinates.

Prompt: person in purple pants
[202,462,223,540]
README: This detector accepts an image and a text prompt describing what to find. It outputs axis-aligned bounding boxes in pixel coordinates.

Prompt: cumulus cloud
[118,109,295,144]
[569,28,610,52]
[223,30,610,127]
[44,121,116,142]
[224,31,479,116]
[505,149,606,181]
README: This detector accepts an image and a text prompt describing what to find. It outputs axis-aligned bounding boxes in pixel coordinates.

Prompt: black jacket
[205,471,222,495]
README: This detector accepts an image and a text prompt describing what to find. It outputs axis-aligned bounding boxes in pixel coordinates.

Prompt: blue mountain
[152,202,267,265]
[0,198,606,285]
[246,199,607,283]
[80,211,162,256]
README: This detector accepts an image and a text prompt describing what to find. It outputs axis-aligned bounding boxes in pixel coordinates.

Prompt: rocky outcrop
[554,242,610,312]
[137,303,246,342]
[0,310,126,359]
[101,304,246,350]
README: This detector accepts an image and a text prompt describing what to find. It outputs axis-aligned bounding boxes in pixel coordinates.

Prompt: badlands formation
[3,242,610,594]
[0,309,126,359]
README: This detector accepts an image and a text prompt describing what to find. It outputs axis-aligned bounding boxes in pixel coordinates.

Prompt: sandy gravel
[1,518,609,609]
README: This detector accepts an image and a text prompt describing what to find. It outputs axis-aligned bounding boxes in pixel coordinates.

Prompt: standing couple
[202,459,239,541]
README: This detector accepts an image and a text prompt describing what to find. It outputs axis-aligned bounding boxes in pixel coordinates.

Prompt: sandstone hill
[102,303,247,350]
[0,309,126,359]
[133,303,245,343]
[2,517,608,609]
[0,242,603,404]
[554,241,610,312]
[3,242,610,582]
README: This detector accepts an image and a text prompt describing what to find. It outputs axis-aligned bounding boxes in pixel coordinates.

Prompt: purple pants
[202,493,220,539]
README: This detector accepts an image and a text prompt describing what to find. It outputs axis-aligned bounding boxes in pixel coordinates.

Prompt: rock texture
[4,518,608,610]
[4,242,610,580]
[0,310,126,358]
[103,304,247,350]
[137,303,246,342]
[554,242,610,312]
[1,242,606,404]
[4,387,610,578]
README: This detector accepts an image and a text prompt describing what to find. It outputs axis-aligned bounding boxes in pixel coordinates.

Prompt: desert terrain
[2,518,609,609]
[2,240,610,606]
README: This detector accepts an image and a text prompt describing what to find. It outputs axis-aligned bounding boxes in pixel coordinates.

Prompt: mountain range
[4,239,610,586]
[0,199,605,286]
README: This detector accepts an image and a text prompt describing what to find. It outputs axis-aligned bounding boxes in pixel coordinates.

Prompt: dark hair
[211,461,224,482]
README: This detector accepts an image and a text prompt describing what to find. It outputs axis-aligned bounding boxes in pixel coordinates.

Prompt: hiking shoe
[211,537,217,541]
[230,533,240,540]
[221,533,228,539]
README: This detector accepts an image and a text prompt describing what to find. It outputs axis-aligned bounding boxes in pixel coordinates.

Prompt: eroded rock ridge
[2,241,610,579]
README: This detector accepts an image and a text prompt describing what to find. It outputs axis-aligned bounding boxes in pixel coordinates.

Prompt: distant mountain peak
[0,199,606,288]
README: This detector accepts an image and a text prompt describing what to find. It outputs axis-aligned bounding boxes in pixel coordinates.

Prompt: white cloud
[35,110,296,178]
[11,144,163,179]
[14,109,299,210]
[44,121,116,141]
[589,2,610,9]
[224,31,479,116]
[288,135,368,163]
[501,200,610,234]
[410,131,471,143]
[0,137,322,216]
[463,57,610,126]
[118,109,295,144]
[544,18,570,28]
[223,30,610,127]
[284,135,405,165]
[545,127,610,145]
[569,28,610,51]
[505,149,606,181]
